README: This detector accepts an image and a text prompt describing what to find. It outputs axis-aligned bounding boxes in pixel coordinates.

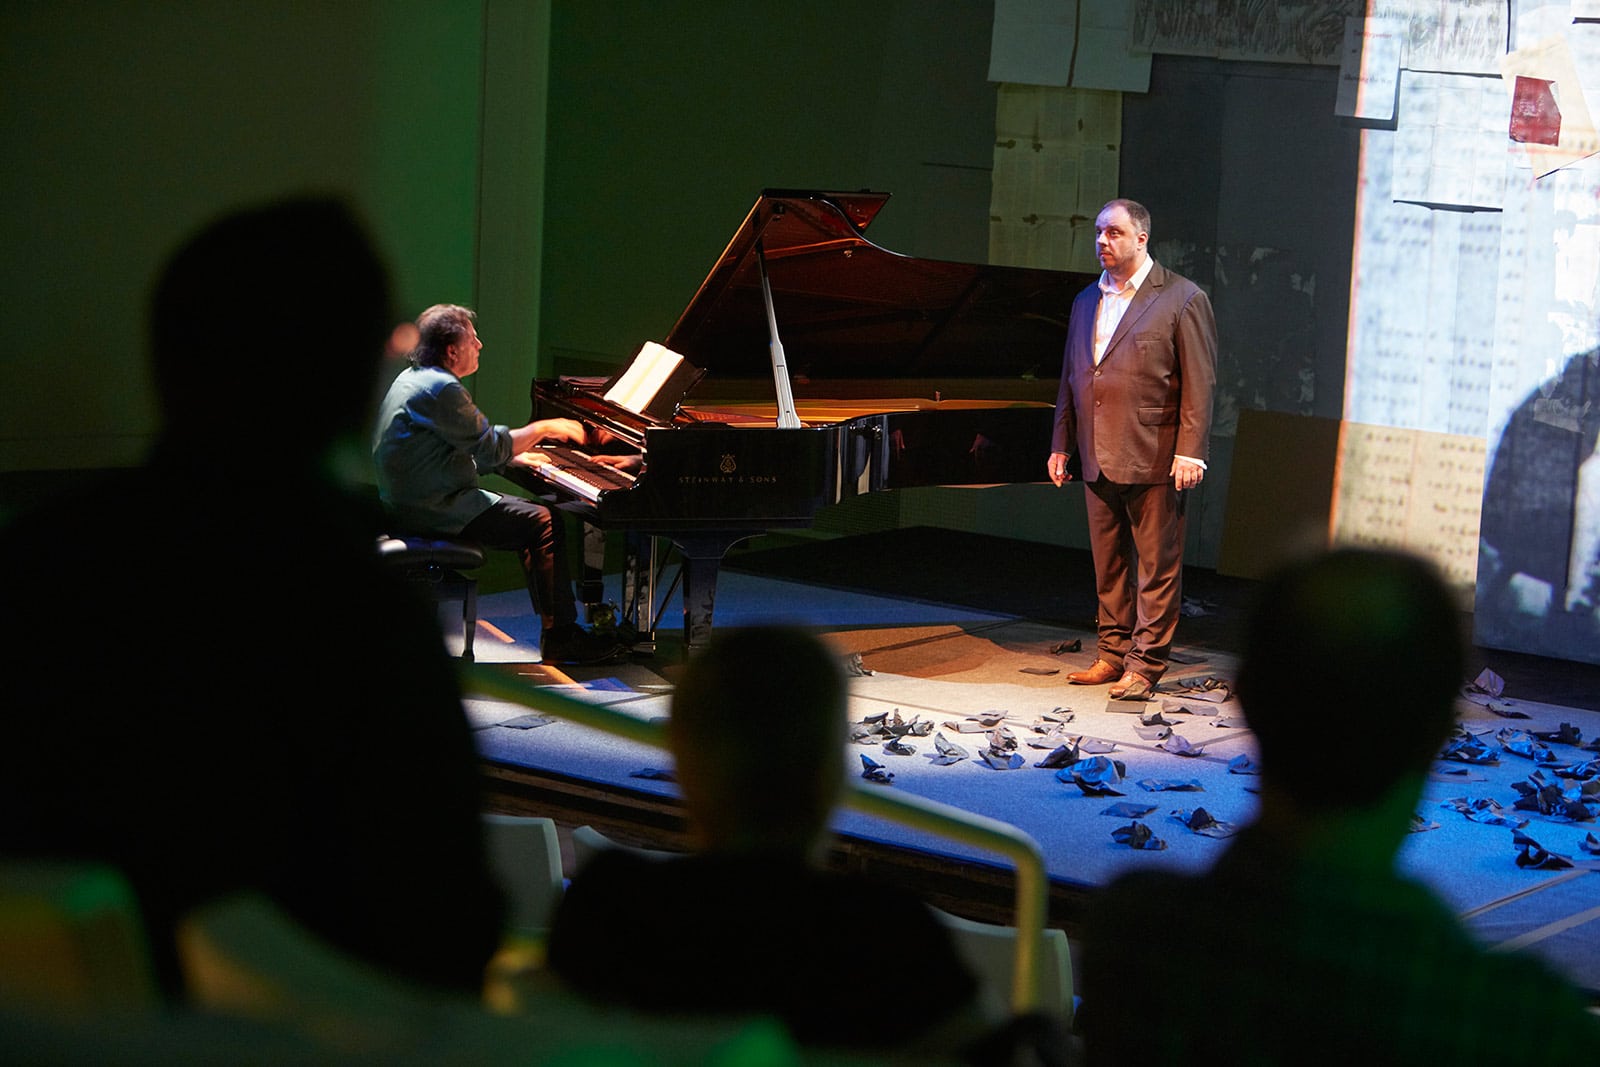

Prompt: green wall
[1,0,548,473]
[539,0,1003,373]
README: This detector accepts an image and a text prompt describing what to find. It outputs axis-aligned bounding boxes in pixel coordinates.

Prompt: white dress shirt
[1091,255,1205,472]
[1093,254,1154,365]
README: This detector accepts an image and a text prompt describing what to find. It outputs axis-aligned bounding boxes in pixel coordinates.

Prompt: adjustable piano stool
[377,535,488,661]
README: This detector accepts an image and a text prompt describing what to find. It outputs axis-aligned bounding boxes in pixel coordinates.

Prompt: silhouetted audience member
[0,197,504,997]
[546,625,982,1052]
[1080,548,1600,1065]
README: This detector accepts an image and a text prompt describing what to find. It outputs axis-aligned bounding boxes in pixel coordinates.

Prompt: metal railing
[465,664,1051,1014]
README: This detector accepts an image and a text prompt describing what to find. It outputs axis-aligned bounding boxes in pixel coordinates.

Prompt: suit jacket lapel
[1102,262,1164,362]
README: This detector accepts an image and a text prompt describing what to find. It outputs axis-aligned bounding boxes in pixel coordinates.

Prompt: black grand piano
[515,189,1093,649]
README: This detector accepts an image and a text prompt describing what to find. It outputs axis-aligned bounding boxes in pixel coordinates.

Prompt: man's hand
[532,418,587,445]
[1048,451,1073,487]
[507,450,550,469]
[1171,456,1205,491]
[593,453,643,474]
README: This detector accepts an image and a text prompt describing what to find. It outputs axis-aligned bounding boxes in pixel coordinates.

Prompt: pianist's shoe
[541,622,624,666]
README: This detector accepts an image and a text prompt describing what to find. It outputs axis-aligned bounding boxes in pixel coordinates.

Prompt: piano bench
[376,535,488,661]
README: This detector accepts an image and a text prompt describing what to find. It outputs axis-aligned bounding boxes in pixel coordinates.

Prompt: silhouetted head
[1238,548,1465,813]
[149,196,392,455]
[667,626,848,857]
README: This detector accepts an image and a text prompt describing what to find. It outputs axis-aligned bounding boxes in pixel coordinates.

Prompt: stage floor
[461,531,1600,1000]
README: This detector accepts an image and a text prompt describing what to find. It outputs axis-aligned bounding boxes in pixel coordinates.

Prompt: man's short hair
[668,626,848,846]
[411,304,476,368]
[1237,548,1465,811]
[1102,198,1152,240]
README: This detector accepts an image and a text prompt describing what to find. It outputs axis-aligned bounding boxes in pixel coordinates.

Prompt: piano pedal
[584,600,643,650]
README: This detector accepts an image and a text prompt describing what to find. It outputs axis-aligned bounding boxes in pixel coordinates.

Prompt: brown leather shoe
[1109,671,1155,700]
[1067,659,1121,685]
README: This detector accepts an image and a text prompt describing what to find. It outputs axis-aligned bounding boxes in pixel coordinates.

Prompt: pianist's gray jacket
[372,365,512,534]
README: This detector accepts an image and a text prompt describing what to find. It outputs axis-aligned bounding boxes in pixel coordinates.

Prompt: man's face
[1095,204,1148,283]
[446,321,482,377]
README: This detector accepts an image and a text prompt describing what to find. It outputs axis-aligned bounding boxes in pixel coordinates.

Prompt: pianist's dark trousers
[459,496,578,625]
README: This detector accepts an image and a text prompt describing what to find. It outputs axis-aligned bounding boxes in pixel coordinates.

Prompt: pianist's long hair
[410,303,476,368]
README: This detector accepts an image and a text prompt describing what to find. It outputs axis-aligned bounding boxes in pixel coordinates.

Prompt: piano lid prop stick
[756,239,803,429]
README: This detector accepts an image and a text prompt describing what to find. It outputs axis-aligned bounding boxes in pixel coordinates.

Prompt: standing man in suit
[1048,199,1216,700]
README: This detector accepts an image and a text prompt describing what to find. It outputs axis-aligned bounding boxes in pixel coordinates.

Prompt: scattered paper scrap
[1061,755,1127,795]
[844,653,874,677]
[1513,830,1572,870]
[1440,730,1500,765]
[1227,753,1259,775]
[1158,734,1203,757]
[1137,778,1204,792]
[860,754,895,784]
[1441,796,1527,829]
[930,732,970,766]
[498,714,556,730]
[1112,821,1167,850]
[1173,807,1236,838]
[1101,802,1157,818]
[1497,729,1560,764]
[1531,723,1583,746]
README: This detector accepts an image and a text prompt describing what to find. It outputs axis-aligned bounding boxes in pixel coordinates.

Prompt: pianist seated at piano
[372,303,624,665]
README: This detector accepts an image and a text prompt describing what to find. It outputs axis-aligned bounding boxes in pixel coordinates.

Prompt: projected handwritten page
[988,0,1150,92]
[1364,0,1507,76]
[989,84,1119,272]
[1331,423,1485,595]
[1335,15,1402,120]
[1345,128,1500,438]
[1127,1,1505,71]
[1391,71,1509,209]
[1129,0,1352,64]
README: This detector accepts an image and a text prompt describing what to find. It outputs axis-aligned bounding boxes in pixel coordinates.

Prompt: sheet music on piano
[600,340,703,423]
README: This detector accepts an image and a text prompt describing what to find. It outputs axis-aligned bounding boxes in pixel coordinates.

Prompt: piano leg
[670,533,757,651]
[621,532,658,654]
[580,523,607,614]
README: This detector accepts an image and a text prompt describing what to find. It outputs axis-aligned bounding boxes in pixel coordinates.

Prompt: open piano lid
[655,188,1083,404]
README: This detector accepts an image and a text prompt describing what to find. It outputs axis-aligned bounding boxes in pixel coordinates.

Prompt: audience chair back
[481,814,566,937]
[931,907,1075,1026]
[570,824,678,875]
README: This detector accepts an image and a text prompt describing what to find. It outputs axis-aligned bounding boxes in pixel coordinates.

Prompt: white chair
[932,907,1075,1025]
[569,824,678,874]
[481,814,566,936]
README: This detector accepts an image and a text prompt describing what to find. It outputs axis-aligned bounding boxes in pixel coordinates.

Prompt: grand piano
[516,189,1093,649]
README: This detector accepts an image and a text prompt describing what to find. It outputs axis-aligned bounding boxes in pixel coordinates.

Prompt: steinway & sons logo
[679,452,779,486]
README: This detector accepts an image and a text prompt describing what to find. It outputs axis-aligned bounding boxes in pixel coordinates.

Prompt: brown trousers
[1084,477,1186,681]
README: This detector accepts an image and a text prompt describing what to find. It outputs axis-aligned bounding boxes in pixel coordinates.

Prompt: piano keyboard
[522,445,637,502]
